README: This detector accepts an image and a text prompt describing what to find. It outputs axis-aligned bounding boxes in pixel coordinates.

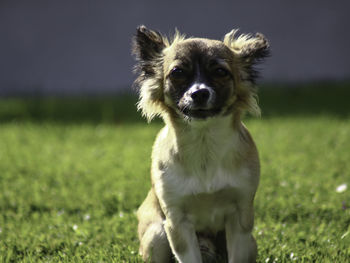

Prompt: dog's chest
[153,121,256,231]
[157,162,252,231]
[181,187,238,232]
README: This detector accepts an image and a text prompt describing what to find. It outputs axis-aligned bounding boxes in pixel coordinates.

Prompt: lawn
[0,83,349,262]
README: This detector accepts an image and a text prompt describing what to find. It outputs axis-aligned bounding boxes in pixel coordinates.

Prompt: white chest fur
[155,164,253,231]
[152,117,258,232]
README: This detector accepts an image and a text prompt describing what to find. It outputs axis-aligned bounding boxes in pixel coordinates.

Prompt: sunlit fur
[132,25,269,263]
[133,27,268,122]
[134,30,186,122]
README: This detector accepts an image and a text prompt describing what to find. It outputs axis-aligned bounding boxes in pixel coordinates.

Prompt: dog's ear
[224,29,270,64]
[132,25,166,76]
[132,26,168,122]
[223,30,269,117]
[223,30,270,82]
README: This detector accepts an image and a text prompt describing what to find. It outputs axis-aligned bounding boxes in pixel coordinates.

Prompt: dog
[132,25,269,263]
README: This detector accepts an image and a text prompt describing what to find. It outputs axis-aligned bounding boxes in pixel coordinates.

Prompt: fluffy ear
[224,29,269,63]
[224,30,270,82]
[132,26,168,122]
[223,30,269,117]
[132,25,167,76]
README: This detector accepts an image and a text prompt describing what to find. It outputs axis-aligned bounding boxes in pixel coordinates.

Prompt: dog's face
[132,26,269,122]
[163,39,235,119]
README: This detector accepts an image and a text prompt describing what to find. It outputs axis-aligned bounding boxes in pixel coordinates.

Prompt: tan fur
[133,26,269,263]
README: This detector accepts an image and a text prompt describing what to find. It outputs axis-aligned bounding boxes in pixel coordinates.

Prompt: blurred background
[1,2,350,261]
[1,0,349,96]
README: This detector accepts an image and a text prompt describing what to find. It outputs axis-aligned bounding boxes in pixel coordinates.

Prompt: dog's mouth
[181,107,221,119]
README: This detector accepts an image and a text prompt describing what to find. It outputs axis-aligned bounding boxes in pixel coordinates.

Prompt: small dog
[132,25,269,263]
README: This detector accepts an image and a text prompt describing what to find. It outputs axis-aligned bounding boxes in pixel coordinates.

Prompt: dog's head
[132,26,269,122]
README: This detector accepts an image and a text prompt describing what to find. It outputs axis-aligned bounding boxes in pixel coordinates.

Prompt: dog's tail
[198,231,227,263]
[199,236,216,263]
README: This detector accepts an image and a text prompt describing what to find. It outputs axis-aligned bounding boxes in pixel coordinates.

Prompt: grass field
[0,83,349,262]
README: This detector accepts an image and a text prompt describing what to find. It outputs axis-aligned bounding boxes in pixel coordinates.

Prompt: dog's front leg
[164,217,202,263]
[225,206,257,263]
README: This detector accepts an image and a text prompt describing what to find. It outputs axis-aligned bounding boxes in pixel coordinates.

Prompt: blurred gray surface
[0,0,349,95]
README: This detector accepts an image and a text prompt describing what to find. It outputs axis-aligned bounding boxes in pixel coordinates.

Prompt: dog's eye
[170,67,186,80]
[213,67,230,78]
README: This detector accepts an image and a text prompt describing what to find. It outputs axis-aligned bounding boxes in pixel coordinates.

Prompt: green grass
[0,83,350,262]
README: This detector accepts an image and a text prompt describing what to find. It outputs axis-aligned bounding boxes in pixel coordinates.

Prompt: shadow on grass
[0,82,349,124]
[0,93,146,124]
[259,82,350,119]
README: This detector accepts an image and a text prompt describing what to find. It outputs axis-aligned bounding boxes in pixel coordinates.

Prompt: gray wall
[1,0,349,95]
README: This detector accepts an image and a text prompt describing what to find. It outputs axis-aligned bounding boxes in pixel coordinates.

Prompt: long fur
[133,26,269,263]
[132,27,269,121]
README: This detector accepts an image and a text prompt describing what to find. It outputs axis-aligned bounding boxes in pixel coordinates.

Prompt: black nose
[191,88,210,104]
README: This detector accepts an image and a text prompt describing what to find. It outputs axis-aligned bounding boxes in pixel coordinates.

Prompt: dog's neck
[164,111,242,135]
[163,113,243,171]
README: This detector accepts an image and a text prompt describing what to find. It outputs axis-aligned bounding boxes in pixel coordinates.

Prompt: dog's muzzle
[179,84,221,119]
